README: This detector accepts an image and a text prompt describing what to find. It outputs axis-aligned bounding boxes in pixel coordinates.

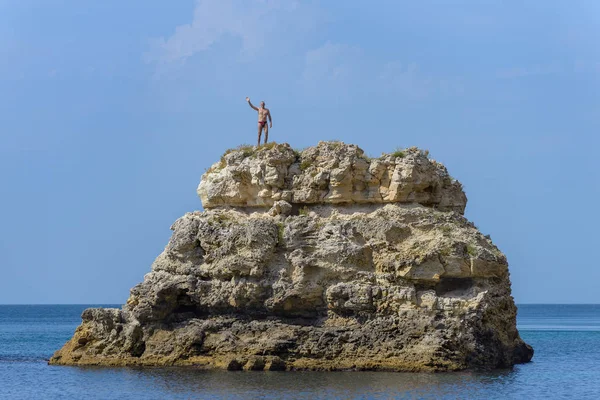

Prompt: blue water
[1,305,599,399]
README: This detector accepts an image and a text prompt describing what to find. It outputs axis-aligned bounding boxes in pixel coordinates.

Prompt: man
[246,97,272,147]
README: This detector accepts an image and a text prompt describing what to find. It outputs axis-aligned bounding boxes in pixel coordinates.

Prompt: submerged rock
[50,142,532,371]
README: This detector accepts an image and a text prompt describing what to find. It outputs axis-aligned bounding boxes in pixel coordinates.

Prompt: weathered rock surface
[198,142,467,213]
[50,142,532,371]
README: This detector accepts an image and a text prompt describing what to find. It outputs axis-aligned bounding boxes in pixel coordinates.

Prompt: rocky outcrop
[50,142,532,371]
[198,142,466,213]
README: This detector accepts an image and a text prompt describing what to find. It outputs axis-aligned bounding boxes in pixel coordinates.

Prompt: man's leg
[257,124,262,147]
[264,124,269,144]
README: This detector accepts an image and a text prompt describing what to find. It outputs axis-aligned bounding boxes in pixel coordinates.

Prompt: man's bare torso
[258,107,269,122]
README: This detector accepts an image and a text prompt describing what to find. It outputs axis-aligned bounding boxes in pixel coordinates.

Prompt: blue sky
[1,0,598,304]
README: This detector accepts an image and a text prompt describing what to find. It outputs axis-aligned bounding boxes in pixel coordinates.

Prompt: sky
[0,0,598,304]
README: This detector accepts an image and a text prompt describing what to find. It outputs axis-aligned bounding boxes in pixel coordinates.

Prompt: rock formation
[50,141,533,371]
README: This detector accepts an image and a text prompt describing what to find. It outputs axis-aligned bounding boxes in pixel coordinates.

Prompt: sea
[0,304,599,399]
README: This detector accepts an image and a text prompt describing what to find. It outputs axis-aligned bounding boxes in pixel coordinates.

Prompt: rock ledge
[198,142,467,213]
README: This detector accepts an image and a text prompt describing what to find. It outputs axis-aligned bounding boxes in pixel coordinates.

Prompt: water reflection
[64,367,525,399]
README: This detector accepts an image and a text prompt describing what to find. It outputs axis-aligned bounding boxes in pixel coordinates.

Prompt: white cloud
[147,0,302,65]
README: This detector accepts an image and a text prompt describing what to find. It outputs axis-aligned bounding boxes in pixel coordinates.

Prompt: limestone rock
[268,200,292,217]
[198,142,467,213]
[50,142,532,371]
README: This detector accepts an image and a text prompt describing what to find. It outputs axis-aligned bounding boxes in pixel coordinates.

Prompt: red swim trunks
[258,120,267,126]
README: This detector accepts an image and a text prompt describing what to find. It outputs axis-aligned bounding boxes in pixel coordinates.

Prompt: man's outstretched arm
[246,97,258,111]
[268,110,273,128]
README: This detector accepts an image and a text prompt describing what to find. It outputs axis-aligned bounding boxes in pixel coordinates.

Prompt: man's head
[260,101,265,108]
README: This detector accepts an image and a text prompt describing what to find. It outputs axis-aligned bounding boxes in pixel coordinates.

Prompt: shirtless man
[246,97,272,147]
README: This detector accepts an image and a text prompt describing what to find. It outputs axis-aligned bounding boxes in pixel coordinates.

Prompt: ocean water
[1,305,599,399]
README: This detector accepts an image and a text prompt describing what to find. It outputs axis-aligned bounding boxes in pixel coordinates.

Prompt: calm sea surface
[1,304,599,399]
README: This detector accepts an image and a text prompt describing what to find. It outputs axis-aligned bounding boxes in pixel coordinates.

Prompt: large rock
[50,142,532,371]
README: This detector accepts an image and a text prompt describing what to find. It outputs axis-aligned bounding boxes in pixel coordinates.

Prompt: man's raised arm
[246,97,258,111]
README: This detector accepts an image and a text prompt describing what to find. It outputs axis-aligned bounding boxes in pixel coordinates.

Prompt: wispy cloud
[301,42,463,100]
[145,2,465,105]
[146,0,304,65]
[378,62,434,99]
[303,42,363,82]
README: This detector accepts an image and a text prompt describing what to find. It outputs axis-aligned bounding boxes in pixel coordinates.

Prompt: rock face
[50,142,533,371]
[198,142,467,213]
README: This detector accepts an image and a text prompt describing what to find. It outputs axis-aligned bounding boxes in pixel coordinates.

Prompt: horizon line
[1,303,599,306]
